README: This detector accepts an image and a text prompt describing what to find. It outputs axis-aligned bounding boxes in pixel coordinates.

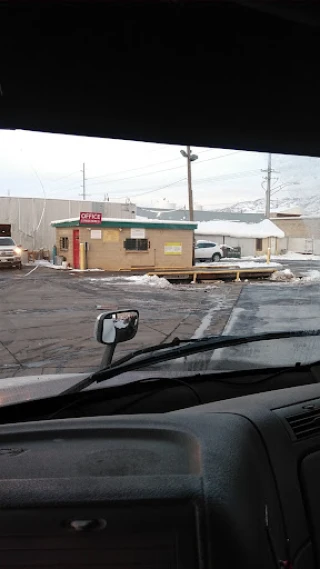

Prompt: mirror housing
[95,310,139,345]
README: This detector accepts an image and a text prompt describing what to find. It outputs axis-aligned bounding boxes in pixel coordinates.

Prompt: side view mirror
[95,310,139,345]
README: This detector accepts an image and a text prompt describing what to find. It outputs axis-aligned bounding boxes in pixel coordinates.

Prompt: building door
[270,237,277,254]
[73,229,80,269]
[305,238,313,254]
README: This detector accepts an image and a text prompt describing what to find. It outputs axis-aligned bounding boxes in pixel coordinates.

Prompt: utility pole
[180,146,198,221]
[261,153,278,218]
[265,153,272,218]
[82,163,86,200]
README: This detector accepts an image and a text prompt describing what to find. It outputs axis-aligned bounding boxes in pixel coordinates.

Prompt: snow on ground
[301,270,320,282]
[34,260,69,270]
[90,274,173,289]
[33,260,104,272]
[272,251,320,261]
[196,261,282,269]
[71,268,104,272]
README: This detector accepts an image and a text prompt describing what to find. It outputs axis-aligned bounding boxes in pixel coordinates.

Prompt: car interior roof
[1,1,320,159]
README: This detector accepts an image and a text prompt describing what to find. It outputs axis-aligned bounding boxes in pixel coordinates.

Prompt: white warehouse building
[195,219,285,257]
[0,197,136,251]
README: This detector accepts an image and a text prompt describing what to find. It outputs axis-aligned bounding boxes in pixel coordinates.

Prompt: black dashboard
[1,383,320,568]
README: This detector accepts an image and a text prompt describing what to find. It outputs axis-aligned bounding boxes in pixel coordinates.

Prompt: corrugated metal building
[137,206,265,223]
[0,197,136,250]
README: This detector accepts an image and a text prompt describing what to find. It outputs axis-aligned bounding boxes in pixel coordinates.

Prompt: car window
[0,238,14,246]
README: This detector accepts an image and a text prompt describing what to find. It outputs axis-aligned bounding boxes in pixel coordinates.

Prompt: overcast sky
[0,129,317,209]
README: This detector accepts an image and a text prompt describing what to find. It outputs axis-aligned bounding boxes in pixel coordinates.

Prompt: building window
[124,238,149,251]
[59,237,69,251]
[256,238,263,251]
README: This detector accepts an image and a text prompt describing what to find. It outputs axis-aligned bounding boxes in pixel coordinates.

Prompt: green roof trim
[51,219,198,230]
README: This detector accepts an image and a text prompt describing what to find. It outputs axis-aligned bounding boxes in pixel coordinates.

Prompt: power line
[86,156,185,181]
[192,150,241,165]
[90,177,187,200]
[86,169,261,201]
[86,150,243,187]
[86,147,221,182]
[193,169,261,183]
[47,168,260,201]
[46,170,80,183]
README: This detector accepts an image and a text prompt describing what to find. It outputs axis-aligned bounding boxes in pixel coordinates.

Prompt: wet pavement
[280,259,320,276]
[0,265,241,378]
[211,280,320,370]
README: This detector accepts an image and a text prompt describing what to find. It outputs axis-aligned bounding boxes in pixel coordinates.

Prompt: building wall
[0,197,136,251]
[277,236,320,254]
[196,234,258,256]
[272,218,320,239]
[55,228,76,266]
[56,226,194,269]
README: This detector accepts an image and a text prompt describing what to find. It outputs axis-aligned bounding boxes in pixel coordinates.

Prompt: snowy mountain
[221,195,320,215]
[218,154,320,215]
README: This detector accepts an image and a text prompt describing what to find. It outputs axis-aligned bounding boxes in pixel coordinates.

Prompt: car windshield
[0,238,14,246]
[1,130,320,381]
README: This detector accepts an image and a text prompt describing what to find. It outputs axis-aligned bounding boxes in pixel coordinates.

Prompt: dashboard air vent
[287,408,320,440]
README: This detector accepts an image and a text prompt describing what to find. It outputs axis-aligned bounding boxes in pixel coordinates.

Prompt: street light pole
[180,146,198,222]
[186,146,194,221]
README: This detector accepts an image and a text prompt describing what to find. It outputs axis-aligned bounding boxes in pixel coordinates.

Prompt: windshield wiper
[60,328,320,395]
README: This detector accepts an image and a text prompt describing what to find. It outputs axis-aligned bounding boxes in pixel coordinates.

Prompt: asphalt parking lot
[0,265,241,378]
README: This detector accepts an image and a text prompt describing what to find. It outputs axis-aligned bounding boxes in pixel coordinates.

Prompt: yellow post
[80,242,86,270]
[267,247,271,264]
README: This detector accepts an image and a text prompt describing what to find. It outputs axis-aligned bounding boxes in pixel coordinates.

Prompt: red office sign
[80,212,102,224]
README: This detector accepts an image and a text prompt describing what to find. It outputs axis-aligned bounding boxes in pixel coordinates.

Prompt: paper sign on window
[91,230,102,239]
[130,228,146,239]
[164,242,182,255]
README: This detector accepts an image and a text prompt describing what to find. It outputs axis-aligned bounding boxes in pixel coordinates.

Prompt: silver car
[0,237,22,269]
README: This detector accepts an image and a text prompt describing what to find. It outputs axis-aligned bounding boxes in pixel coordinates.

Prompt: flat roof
[51,217,198,231]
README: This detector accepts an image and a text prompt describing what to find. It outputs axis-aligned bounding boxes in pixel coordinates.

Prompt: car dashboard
[1,383,320,568]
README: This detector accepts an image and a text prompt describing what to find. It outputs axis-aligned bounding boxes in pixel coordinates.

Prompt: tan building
[51,217,197,270]
[271,217,320,254]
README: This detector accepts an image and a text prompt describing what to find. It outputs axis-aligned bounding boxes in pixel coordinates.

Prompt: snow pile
[125,274,173,289]
[34,260,70,270]
[270,269,295,281]
[301,270,320,282]
[90,274,172,289]
[71,268,104,272]
[196,218,284,238]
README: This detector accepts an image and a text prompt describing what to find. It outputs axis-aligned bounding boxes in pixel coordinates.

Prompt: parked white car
[194,240,223,262]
